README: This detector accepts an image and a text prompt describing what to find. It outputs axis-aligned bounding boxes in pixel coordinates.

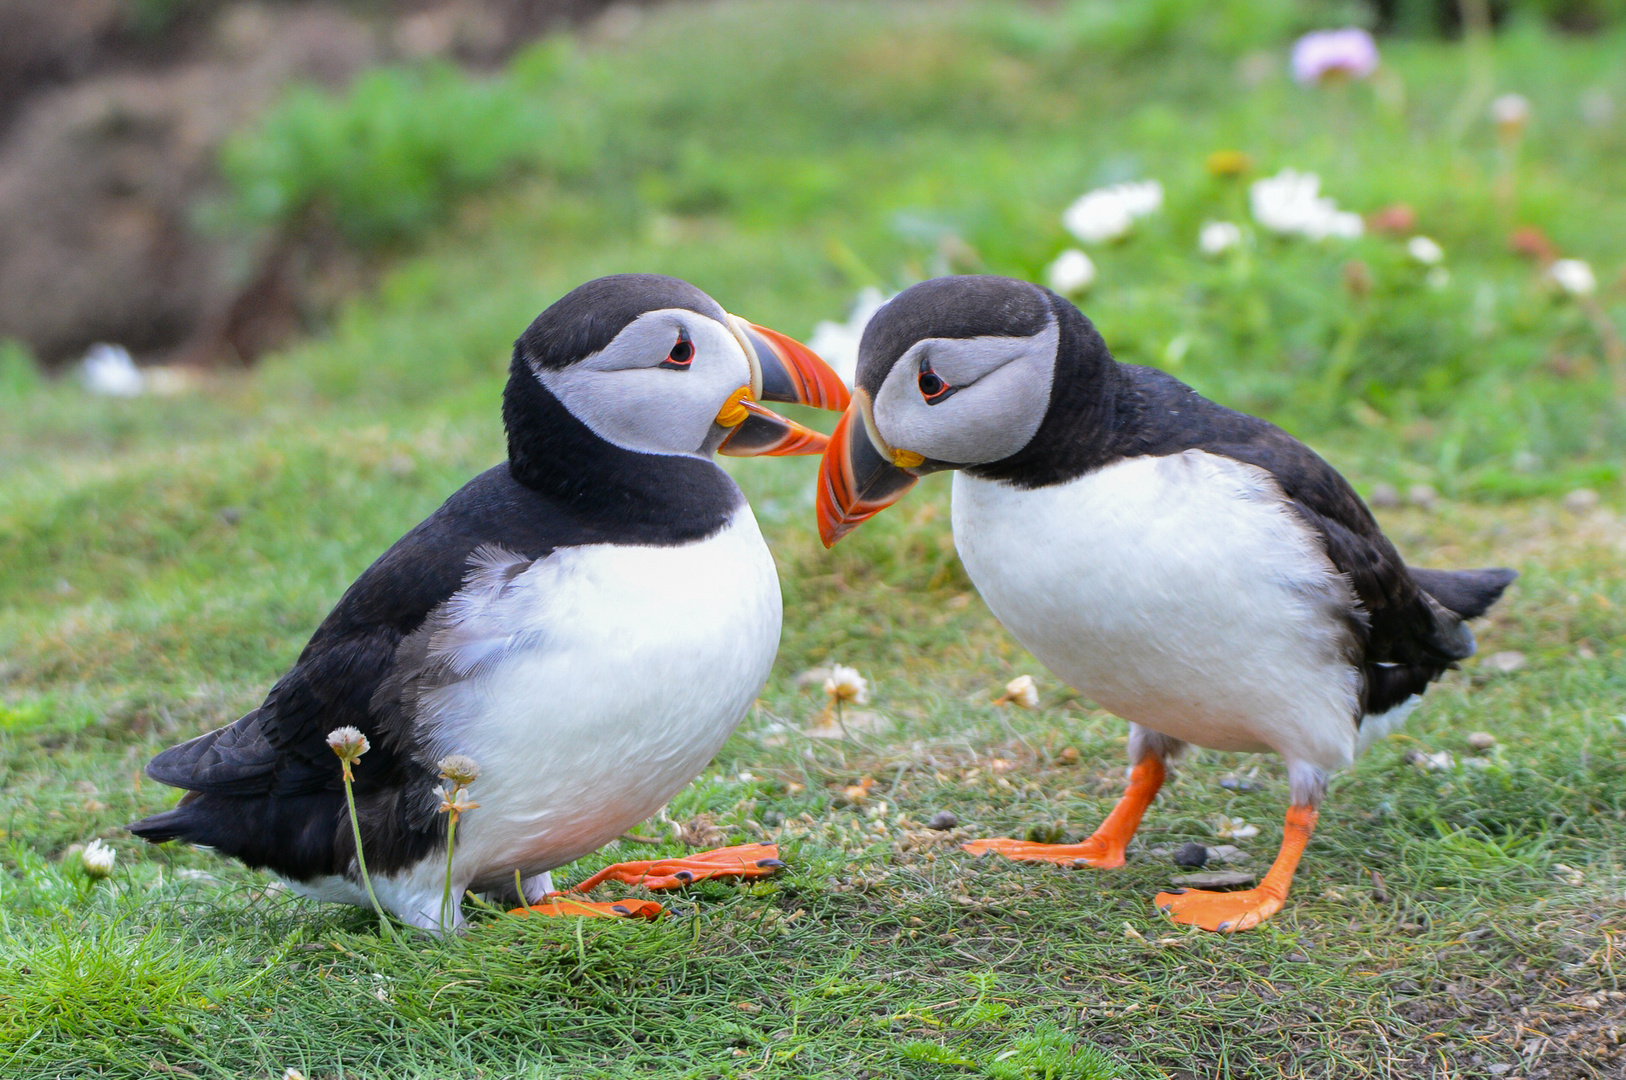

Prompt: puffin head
[818,274,1105,546]
[505,274,848,480]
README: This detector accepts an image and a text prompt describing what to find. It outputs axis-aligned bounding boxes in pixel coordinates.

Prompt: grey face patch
[537,308,752,457]
[870,320,1059,466]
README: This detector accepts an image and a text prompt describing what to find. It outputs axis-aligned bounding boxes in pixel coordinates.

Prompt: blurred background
[0,0,1621,494]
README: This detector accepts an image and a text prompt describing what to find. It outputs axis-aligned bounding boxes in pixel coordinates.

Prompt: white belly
[952,452,1362,772]
[416,508,781,890]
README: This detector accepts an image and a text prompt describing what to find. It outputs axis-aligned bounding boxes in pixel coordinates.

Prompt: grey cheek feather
[537,309,750,457]
[872,321,1058,466]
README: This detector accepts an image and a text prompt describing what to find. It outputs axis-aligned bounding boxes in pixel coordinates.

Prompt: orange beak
[816,391,920,546]
[717,316,849,458]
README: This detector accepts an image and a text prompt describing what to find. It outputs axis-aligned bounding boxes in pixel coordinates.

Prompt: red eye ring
[661,331,694,369]
[917,361,953,403]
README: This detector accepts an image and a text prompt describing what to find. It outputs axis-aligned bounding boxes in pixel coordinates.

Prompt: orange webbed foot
[962,834,1126,869]
[570,842,784,893]
[1154,886,1284,933]
[509,896,664,919]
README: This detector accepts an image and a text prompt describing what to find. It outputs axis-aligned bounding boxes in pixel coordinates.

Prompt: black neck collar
[502,355,740,533]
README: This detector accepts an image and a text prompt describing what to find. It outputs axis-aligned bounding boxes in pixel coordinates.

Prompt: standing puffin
[816,275,1514,932]
[130,274,849,931]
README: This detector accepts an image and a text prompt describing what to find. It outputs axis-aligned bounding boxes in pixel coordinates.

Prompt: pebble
[926,810,959,831]
[1563,488,1599,514]
[1484,650,1526,673]
[1169,871,1255,890]
[1467,731,1497,751]
[1208,844,1248,864]
[1173,842,1208,868]
[1407,483,1438,509]
[1367,482,1401,509]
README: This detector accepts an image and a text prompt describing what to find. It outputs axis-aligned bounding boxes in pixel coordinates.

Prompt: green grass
[3,1,1626,1076]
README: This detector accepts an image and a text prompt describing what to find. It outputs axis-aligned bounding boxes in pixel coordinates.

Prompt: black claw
[675,870,694,882]
[611,904,631,915]
[756,858,785,869]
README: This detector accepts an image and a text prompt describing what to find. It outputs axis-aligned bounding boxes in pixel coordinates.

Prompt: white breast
[417,508,781,890]
[952,451,1363,773]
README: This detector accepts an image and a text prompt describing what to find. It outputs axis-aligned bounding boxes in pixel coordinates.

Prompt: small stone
[1218,773,1258,792]
[1404,748,1455,772]
[1563,488,1599,514]
[1285,951,1310,963]
[219,507,244,526]
[1484,650,1526,674]
[1169,870,1255,890]
[1467,731,1497,752]
[927,810,959,831]
[1208,844,1248,864]
[1407,484,1438,509]
[1368,482,1401,509]
[1487,1065,1512,1076]
[1173,842,1209,868]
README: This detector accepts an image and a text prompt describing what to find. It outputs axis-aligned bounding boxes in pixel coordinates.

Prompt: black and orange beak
[717,316,850,458]
[816,390,920,546]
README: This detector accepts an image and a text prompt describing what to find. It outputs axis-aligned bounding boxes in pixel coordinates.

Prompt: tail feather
[127,797,202,844]
[1410,567,1518,620]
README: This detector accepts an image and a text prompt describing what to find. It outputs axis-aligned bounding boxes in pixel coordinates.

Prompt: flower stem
[341,762,394,939]
[441,804,460,932]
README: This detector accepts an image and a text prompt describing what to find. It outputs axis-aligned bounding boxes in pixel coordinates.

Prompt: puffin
[815,275,1515,932]
[129,274,849,931]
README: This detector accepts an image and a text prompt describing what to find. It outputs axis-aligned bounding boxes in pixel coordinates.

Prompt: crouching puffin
[816,275,1515,932]
[130,274,848,931]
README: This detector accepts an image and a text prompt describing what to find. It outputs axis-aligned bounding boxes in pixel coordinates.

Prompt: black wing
[144,465,571,802]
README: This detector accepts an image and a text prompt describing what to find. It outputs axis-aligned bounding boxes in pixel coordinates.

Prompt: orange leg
[1155,804,1318,933]
[963,757,1165,870]
[570,842,784,893]
[507,843,783,919]
[510,895,664,919]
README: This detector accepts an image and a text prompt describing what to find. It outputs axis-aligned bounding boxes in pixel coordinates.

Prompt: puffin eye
[917,359,954,404]
[660,331,694,370]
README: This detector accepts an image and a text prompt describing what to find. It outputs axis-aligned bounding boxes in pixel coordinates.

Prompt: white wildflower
[1548,258,1596,296]
[1406,236,1444,265]
[436,754,481,787]
[823,664,869,706]
[1198,221,1242,257]
[80,344,143,398]
[806,288,890,389]
[995,674,1040,709]
[1045,249,1096,295]
[283,1070,307,1080]
[1249,169,1363,241]
[81,839,116,880]
[326,726,370,765]
[1490,93,1531,135]
[1062,180,1163,244]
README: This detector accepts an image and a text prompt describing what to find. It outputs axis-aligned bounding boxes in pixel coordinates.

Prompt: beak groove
[717,315,848,458]
[815,393,919,546]
[729,315,851,412]
[718,398,829,457]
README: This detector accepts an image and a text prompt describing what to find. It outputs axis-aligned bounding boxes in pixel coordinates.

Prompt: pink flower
[1292,29,1378,85]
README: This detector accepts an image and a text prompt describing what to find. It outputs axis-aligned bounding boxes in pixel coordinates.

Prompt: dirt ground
[0,0,642,370]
